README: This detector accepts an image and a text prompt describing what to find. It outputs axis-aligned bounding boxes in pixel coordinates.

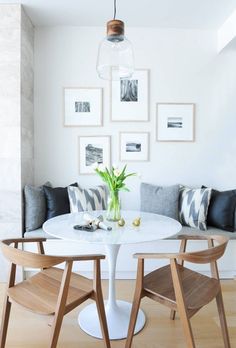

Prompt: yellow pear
[118,218,125,227]
[132,217,141,227]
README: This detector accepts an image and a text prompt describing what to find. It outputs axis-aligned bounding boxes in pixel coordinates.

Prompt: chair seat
[143,265,220,310]
[8,267,93,315]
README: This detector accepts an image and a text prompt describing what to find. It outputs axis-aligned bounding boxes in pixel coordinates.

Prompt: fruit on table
[132,217,141,226]
[118,218,125,227]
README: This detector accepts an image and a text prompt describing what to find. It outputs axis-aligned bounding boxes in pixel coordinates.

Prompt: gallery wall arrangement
[63,69,195,175]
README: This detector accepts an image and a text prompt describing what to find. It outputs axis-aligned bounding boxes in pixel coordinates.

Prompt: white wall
[34,26,236,207]
[32,26,236,279]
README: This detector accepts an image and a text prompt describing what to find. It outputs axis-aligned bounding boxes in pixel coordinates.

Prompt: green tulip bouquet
[94,164,136,221]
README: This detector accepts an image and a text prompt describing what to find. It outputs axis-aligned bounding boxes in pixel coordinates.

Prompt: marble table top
[43,210,182,245]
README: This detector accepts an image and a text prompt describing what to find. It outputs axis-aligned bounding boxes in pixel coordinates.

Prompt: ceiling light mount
[107,19,124,42]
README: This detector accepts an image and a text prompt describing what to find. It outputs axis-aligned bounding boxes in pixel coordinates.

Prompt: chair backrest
[0,239,66,269]
[177,235,229,264]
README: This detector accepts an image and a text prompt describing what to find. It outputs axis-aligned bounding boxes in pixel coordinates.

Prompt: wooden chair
[0,238,110,348]
[126,235,231,348]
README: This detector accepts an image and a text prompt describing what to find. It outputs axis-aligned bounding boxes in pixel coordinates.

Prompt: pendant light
[96,0,134,80]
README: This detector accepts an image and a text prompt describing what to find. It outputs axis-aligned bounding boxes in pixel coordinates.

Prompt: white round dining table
[43,210,182,340]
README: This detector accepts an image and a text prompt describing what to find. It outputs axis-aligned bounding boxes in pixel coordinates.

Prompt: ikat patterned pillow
[179,186,212,231]
[68,185,107,212]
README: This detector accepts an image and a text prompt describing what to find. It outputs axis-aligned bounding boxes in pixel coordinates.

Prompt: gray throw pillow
[68,185,108,212]
[235,210,236,231]
[179,186,212,231]
[140,183,179,220]
[24,182,51,231]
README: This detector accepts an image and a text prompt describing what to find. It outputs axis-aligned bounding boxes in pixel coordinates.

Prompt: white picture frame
[156,103,195,142]
[120,132,150,162]
[78,136,111,174]
[111,69,149,122]
[64,87,103,127]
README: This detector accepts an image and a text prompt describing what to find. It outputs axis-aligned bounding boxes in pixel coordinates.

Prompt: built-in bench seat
[22,183,236,279]
[24,225,236,240]
[23,225,236,280]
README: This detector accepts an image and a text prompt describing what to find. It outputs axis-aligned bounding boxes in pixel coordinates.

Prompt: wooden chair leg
[170,259,195,348]
[0,296,11,348]
[93,259,110,348]
[125,292,142,348]
[95,294,111,348]
[0,256,16,348]
[170,237,187,321]
[216,291,231,348]
[178,308,195,348]
[170,309,176,320]
[126,258,144,348]
[49,262,72,348]
[49,312,65,348]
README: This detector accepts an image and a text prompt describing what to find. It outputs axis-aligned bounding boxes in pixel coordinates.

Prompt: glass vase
[106,190,121,222]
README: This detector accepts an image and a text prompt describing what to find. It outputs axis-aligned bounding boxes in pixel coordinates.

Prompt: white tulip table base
[78,300,145,340]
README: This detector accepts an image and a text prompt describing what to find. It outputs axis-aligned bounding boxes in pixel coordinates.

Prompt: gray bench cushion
[170,226,236,239]
[24,228,56,239]
[24,226,236,240]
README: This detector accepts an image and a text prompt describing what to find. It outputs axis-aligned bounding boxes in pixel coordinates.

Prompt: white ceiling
[1,0,236,29]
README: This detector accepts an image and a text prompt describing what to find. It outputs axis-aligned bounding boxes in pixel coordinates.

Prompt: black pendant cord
[113,0,117,19]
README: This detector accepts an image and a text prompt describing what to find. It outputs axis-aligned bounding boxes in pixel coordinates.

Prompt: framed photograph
[156,103,195,142]
[111,69,149,122]
[79,136,111,174]
[64,87,102,126]
[120,132,149,161]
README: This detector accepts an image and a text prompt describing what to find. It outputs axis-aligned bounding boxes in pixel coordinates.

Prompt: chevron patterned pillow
[179,186,212,231]
[68,185,108,212]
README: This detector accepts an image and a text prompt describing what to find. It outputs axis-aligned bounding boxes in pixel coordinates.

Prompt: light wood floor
[0,280,235,347]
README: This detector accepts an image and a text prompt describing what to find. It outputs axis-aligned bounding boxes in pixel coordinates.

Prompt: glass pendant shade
[97,20,134,80]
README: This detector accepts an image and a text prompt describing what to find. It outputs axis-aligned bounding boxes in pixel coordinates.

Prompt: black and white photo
[64,87,102,126]
[79,136,111,174]
[120,132,149,161]
[85,144,103,166]
[111,69,149,121]
[126,142,141,152]
[75,101,90,113]
[120,79,138,102]
[157,103,195,142]
[167,117,183,128]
